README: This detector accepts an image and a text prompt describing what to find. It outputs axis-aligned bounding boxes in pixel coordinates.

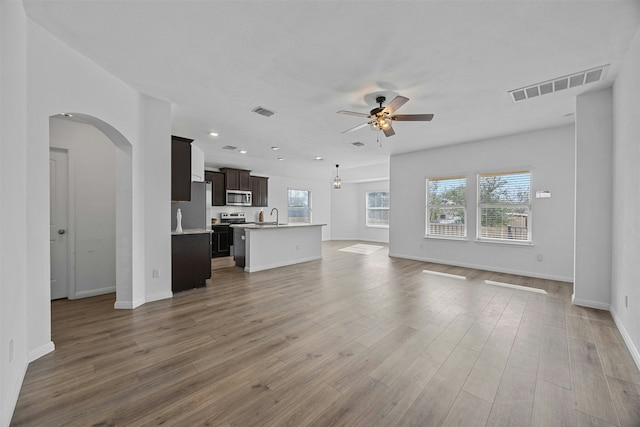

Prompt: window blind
[478,171,531,241]
[426,176,467,238]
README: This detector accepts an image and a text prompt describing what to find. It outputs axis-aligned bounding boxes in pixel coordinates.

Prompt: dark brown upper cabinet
[251,176,269,207]
[171,135,193,201]
[205,170,225,206]
[220,167,251,191]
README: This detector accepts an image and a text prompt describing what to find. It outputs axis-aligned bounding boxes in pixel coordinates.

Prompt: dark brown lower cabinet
[211,225,231,258]
[171,232,211,293]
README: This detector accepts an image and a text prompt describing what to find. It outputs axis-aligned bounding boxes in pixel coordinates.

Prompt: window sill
[366,225,389,229]
[475,238,533,247]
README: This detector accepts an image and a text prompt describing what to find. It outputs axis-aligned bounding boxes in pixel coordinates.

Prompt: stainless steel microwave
[226,190,252,206]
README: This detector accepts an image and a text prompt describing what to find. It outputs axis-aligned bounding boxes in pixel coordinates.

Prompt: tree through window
[478,170,531,242]
[426,176,467,238]
[366,191,389,227]
[287,189,311,224]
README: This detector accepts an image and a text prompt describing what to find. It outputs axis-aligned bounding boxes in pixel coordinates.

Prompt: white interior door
[50,148,69,300]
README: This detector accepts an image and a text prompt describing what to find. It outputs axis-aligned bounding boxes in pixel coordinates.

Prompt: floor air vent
[508,65,609,102]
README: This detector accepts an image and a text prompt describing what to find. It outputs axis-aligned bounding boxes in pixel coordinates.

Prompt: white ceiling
[23,1,640,181]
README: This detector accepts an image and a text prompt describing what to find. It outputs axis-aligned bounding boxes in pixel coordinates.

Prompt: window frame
[365,190,390,228]
[476,170,532,244]
[287,188,312,224]
[425,175,468,240]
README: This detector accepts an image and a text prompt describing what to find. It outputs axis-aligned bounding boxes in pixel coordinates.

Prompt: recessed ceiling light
[239,150,247,154]
[271,146,279,151]
[314,156,324,161]
[209,132,219,137]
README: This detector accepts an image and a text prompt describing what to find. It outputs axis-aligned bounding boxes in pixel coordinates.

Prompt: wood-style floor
[11,241,640,426]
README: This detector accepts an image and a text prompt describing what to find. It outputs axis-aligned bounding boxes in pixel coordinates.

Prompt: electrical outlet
[625,295,628,308]
[152,268,160,278]
[536,254,543,262]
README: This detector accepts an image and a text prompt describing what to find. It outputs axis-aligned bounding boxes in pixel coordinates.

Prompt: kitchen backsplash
[211,206,271,223]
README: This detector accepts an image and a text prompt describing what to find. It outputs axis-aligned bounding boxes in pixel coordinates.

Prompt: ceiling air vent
[509,64,609,102]
[222,145,237,150]
[252,106,276,117]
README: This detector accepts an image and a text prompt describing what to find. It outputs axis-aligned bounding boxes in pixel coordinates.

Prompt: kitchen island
[232,223,325,272]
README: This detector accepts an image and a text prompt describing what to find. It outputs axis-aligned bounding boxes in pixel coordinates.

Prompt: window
[478,170,531,242]
[426,176,467,238]
[287,189,311,223]
[366,191,389,227]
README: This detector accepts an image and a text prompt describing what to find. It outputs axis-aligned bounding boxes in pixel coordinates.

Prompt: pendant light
[333,164,342,189]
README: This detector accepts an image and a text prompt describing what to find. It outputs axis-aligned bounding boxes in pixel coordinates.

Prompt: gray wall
[171,182,208,230]
[574,88,613,309]
[389,125,575,282]
[611,25,640,368]
[50,117,117,299]
[331,180,390,243]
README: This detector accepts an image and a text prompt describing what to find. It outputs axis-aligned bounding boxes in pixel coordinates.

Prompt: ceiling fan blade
[383,96,409,115]
[382,124,396,137]
[390,113,434,122]
[337,110,370,118]
[342,122,370,133]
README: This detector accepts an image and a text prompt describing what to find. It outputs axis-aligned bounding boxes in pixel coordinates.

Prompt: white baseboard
[114,297,145,310]
[145,291,173,303]
[571,293,611,311]
[388,252,573,283]
[72,286,116,300]
[332,237,389,244]
[28,340,55,362]
[609,308,640,372]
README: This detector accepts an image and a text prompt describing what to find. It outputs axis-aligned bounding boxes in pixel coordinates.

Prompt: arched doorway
[49,113,133,308]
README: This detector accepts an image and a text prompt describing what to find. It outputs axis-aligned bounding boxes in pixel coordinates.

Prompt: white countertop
[231,223,326,230]
[171,228,213,235]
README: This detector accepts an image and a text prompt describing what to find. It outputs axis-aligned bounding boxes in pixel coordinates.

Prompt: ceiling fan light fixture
[337,95,433,138]
[333,164,342,189]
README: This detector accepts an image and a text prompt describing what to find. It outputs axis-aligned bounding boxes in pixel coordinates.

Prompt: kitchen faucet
[270,208,279,225]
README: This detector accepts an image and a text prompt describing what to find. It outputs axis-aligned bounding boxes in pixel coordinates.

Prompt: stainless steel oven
[220,212,247,257]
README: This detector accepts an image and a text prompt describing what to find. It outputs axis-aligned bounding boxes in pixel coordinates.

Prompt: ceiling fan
[337,95,434,137]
